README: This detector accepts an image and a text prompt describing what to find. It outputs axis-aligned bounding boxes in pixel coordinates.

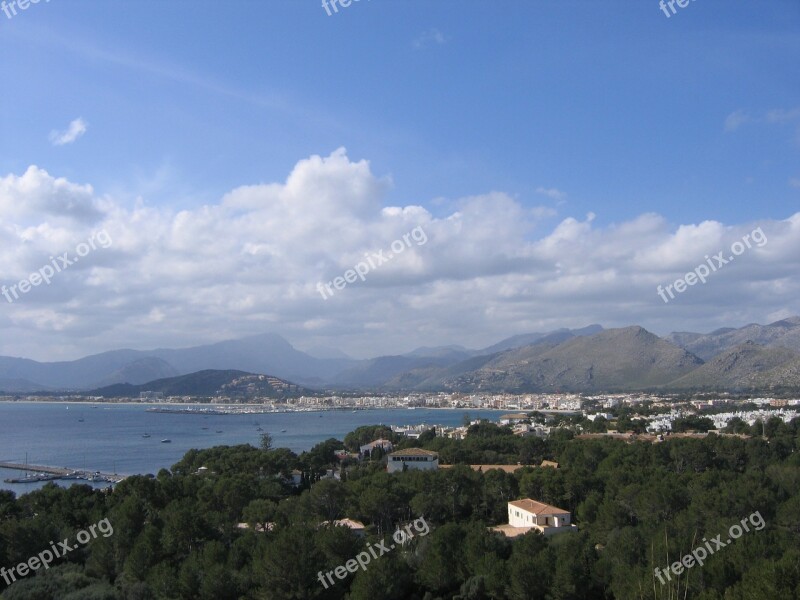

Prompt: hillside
[669,342,800,390]
[666,317,800,360]
[89,369,313,399]
[420,327,703,392]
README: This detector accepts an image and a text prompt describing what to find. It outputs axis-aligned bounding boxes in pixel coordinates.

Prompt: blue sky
[0,0,798,360]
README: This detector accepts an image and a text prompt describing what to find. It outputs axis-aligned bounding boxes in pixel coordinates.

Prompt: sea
[0,402,501,496]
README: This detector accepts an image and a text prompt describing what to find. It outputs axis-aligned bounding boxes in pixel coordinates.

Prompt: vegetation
[0,419,798,599]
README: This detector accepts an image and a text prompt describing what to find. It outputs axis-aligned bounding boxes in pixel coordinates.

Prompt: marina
[0,461,125,484]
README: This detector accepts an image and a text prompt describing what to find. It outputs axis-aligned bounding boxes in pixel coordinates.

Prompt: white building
[387,448,439,473]
[502,499,576,537]
[359,438,394,455]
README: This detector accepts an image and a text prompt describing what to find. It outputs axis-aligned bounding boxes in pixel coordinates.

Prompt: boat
[201,427,209,430]
[280,429,287,433]
[4,472,60,484]
[161,439,171,443]
[216,430,223,433]
[142,433,151,438]
[256,427,263,431]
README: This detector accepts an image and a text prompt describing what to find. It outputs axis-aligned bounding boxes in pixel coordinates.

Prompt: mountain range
[2,317,800,394]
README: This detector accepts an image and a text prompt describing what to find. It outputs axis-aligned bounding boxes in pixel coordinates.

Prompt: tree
[242,499,277,530]
[260,432,274,451]
[310,479,349,522]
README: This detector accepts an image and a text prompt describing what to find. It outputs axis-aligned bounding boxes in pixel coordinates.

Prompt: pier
[0,461,126,484]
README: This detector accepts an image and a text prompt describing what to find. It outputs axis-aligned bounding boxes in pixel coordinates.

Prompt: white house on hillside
[492,498,577,537]
[360,438,394,455]
[387,448,439,473]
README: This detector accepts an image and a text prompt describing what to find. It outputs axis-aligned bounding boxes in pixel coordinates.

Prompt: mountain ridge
[2,318,800,394]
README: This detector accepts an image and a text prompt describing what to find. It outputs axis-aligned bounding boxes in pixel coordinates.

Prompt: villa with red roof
[492,498,577,537]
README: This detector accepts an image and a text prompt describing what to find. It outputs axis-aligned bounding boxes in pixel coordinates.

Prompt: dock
[0,461,126,484]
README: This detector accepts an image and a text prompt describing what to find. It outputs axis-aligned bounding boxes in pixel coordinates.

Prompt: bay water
[0,402,500,496]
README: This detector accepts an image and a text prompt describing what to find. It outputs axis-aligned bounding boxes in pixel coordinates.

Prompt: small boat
[216,430,223,433]
[280,429,287,433]
[161,439,171,443]
[142,433,151,438]
[201,427,209,430]
[256,427,263,431]
[78,418,85,422]
[4,473,59,484]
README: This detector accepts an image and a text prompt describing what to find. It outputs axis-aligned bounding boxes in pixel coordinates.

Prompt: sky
[0,0,798,362]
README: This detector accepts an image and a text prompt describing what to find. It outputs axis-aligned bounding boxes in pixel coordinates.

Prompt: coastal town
[4,391,798,438]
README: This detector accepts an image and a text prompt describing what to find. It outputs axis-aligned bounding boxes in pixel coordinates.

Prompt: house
[492,499,577,538]
[360,438,394,456]
[236,522,276,533]
[499,413,529,425]
[387,448,439,473]
[540,460,559,469]
[321,518,366,537]
[512,423,549,437]
[320,468,341,481]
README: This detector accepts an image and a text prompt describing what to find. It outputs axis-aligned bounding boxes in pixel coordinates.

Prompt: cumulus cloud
[0,148,797,360]
[49,118,88,146]
[0,166,105,224]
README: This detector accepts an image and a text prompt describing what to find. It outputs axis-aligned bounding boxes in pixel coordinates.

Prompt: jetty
[0,461,126,484]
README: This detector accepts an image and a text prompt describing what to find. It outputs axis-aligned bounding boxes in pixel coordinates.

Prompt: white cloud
[413,28,448,50]
[724,110,750,132]
[535,187,567,201]
[0,165,104,224]
[765,107,800,124]
[0,149,797,361]
[49,118,88,146]
[725,107,800,135]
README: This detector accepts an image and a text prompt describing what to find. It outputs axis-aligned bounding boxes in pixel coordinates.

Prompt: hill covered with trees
[0,419,798,599]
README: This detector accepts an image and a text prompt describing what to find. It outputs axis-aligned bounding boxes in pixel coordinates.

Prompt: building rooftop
[388,448,439,457]
[509,499,570,515]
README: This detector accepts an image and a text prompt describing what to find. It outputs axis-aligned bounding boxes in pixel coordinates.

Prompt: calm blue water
[0,403,500,496]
